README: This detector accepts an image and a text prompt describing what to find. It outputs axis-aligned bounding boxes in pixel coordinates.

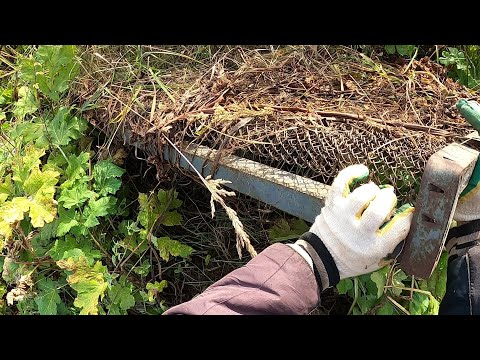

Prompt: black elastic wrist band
[299,232,340,286]
[297,243,323,290]
[447,218,480,241]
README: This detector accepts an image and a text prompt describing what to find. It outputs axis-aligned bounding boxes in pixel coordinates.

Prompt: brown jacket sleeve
[163,243,320,315]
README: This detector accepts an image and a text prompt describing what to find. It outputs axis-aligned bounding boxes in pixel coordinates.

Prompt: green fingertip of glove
[378,203,415,232]
[378,184,394,190]
[395,203,414,215]
[347,167,370,191]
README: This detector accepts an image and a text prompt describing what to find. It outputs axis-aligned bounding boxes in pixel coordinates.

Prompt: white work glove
[290,164,414,290]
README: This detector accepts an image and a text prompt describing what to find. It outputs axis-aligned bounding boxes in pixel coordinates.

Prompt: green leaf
[137,193,156,230]
[146,280,168,302]
[268,217,309,243]
[157,189,182,209]
[34,278,62,315]
[356,294,379,314]
[370,266,389,299]
[19,45,79,101]
[395,45,416,57]
[358,273,381,296]
[138,190,184,231]
[151,236,194,261]
[0,87,14,105]
[427,296,440,315]
[426,251,448,300]
[336,278,353,295]
[11,119,49,148]
[2,257,19,284]
[133,260,151,276]
[119,220,141,236]
[47,107,88,147]
[384,45,396,55]
[409,292,430,315]
[13,86,38,120]
[58,182,96,209]
[108,283,135,313]
[61,152,90,189]
[122,229,149,254]
[162,211,182,227]
[63,248,89,262]
[48,237,101,266]
[83,196,116,229]
[92,161,125,197]
[57,206,79,236]
[57,256,107,315]
[391,269,408,296]
[0,282,7,298]
[352,308,362,315]
[31,219,58,256]
[16,297,38,314]
[376,301,396,315]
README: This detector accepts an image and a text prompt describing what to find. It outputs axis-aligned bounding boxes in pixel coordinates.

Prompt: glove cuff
[295,232,340,291]
[446,219,480,262]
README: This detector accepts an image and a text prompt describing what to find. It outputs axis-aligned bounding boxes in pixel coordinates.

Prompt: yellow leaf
[12,146,45,185]
[22,166,59,228]
[28,200,56,228]
[57,256,108,315]
[0,174,13,204]
[24,168,59,200]
[0,221,12,239]
[0,197,30,224]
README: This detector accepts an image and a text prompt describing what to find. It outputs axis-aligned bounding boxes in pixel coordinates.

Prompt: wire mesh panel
[76,45,479,206]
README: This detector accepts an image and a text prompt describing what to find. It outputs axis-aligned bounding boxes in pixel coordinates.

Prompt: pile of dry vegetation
[73,45,478,206]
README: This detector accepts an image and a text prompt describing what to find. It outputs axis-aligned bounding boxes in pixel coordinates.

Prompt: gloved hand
[290,164,414,290]
[454,99,480,222]
[453,161,480,221]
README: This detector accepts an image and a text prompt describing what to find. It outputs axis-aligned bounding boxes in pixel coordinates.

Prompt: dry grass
[73,46,480,204]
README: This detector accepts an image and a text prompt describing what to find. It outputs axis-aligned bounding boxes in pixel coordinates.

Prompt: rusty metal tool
[398,143,479,278]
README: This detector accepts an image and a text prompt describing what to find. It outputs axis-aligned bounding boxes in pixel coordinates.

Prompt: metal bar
[399,143,479,279]
[163,144,330,223]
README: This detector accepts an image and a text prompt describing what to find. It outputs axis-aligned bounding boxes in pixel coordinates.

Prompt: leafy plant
[0,45,194,315]
[384,45,418,58]
[268,218,309,243]
[117,190,194,263]
[439,46,480,90]
[19,45,79,102]
[336,251,447,315]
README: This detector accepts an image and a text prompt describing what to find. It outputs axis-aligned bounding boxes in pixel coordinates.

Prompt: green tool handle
[457,99,480,133]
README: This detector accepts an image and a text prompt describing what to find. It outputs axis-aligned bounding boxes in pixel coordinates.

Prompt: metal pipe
[163,144,330,223]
